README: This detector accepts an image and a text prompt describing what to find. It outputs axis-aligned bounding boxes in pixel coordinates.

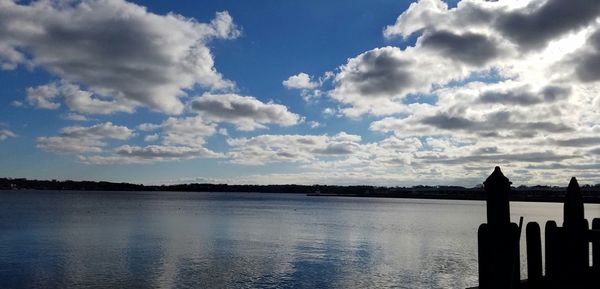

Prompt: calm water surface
[1,191,599,289]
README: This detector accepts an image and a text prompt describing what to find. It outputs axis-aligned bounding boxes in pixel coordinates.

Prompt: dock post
[526,222,542,289]
[477,167,519,289]
[592,218,600,274]
[563,178,587,287]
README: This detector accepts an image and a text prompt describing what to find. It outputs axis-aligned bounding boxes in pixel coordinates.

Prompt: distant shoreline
[306,192,600,204]
[2,177,600,204]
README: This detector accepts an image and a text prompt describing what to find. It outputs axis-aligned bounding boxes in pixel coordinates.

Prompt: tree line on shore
[2,177,600,203]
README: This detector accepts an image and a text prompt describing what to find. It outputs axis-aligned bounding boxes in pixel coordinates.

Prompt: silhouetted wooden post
[544,221,558,286]
[593,218,600,274]
[562,178,587,286]
[478,223,491,288]
[485,167,511,227]
[564,178,584,228]
[526,222,542,289]
[478,167,519,289]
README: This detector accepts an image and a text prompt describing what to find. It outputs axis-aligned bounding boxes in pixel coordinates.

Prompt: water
[1,191,599,289]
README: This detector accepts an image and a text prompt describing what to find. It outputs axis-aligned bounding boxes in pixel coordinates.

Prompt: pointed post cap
[484,166,512,187]
[483,166,511,226]
[564,176,584,228]
[567,177,580,193]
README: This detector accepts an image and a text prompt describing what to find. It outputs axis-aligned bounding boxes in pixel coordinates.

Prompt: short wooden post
[478,223,490,289]
[526,222,542,289]
[545,221,558,284]
[593,218,600,274]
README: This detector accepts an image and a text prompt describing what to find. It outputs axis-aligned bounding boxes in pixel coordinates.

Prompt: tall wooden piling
[477,167,519,289]
[563,178,587,286]
[484,167,511,227]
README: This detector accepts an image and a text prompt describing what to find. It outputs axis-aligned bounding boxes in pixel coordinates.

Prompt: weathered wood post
[526,222,542,289]
[478,167,520,289]
[593,218,600,274]
[486,167,511,227]
[544,220,559,286]
[562,178,587,286]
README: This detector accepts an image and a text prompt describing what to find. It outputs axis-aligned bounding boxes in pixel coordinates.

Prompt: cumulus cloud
[80,145,222,164]
[570,29,600,82]
[37,122,133,154]
[26,83,61,109]
[328,0,600,118]
[0,0,240,114]
[271,0,600,184]
[226,132,424,170]
[420,30,500,66]
[477,85,571,106]
[283,73,319,90]
[227,132,365,165]
[37,119,223,164]
[138,116,216,147]
[495,0,600,51]
[116,145,220,159]
[144,134,159,142]
[190,93,301,131]
[27,82,136,114]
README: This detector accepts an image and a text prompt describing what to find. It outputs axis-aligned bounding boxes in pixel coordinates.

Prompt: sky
[1,0,600,186]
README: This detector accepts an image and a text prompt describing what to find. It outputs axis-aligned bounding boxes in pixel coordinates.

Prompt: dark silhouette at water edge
[469,167,600,289]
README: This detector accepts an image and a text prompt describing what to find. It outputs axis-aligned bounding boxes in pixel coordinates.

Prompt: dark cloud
[343,48,414,97]
[574,30,600,82]
[420,111,573,135]
[496,0,600,50]
[478,85,570,105]
[421,151,575,165]
[190,94,300,131]
[422,114,476,130]
[421,30,499,65]
[553,137,600,147]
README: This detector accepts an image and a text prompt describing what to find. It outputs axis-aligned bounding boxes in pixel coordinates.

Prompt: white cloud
[80,145,222,165]
[308,121,321,128]
[283,73,319,90]
[10,100,23,107]
[190,93,301,131]
[37,122,134,154]
[227,132,364,165]
[138,116,216,147]
[61,113,89,122]
[26,83,60,109]
[37,136,106,154]
[0,129,17,141]
[144,134,159,142]
[0,0,240,114]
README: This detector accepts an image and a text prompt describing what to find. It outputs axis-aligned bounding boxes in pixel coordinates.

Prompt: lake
[1,191,599,289]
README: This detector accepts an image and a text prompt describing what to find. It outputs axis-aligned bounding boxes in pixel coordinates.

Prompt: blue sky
[1,0,600,186]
